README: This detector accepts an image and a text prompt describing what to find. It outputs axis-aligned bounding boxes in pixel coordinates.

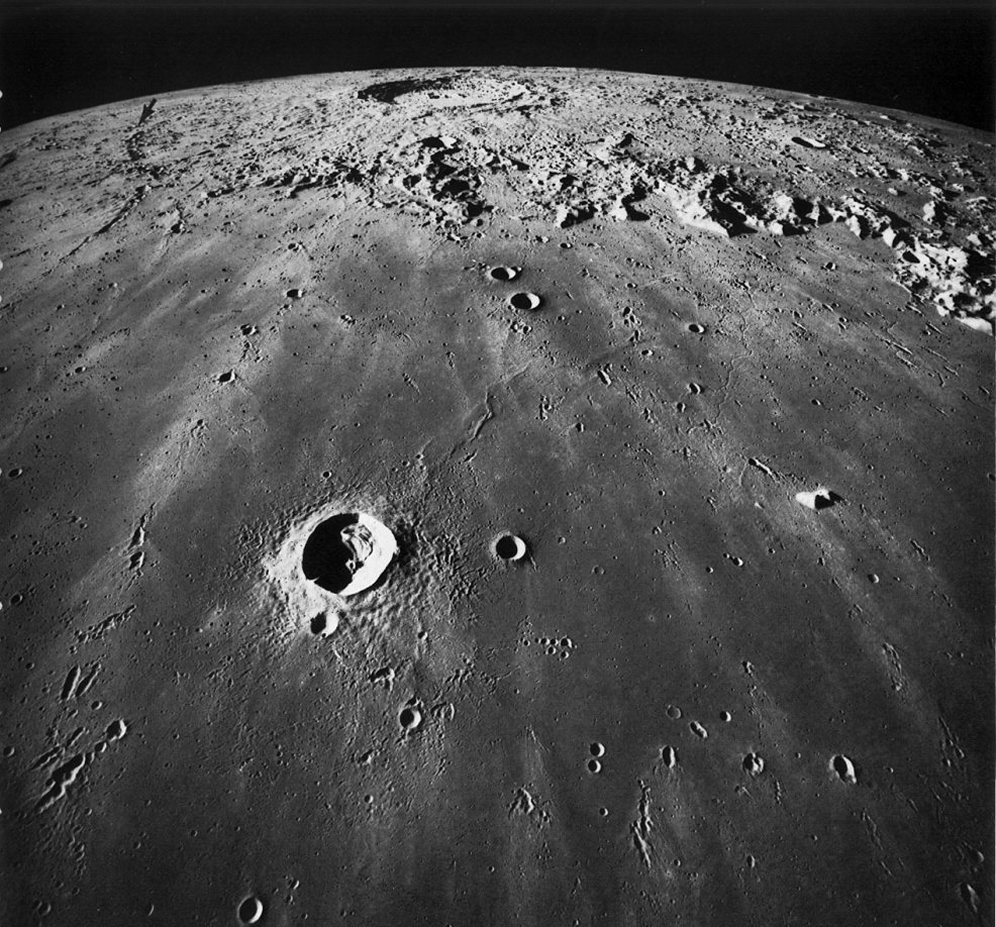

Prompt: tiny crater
[795,487,843,510]
[742,752,764,776]
[509,292,542,311]
[589,742,605,757]
[587,758,602,774]
[666,705,682,720]
[310,613,328,635]
[217,370,236,384]
[237,895,263,925]
[792,135,827,149]
[494,533,527,562]
[661,745,676,768]
[689,721,708,739]
[286,288,305,299]
[830,753,857,784]
[399,705,422,733]
[687,323,706,333]
[489,265,519,281]
[105,719,127,742]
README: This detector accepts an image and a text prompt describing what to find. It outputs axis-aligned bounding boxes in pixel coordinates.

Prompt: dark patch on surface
[792,135,827,149]
[814,490,845,510]
[509,292,541,311]
[357,76,456,104]
[301,513,360,594]
[494,533,526,561]
[137,98,156,126]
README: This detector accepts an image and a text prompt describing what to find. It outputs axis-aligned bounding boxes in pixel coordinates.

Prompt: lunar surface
[0,68,993,926]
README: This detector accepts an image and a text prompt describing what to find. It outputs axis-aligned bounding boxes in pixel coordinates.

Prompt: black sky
[0,2,993,131]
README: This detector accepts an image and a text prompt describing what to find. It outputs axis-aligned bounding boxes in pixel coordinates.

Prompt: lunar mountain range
[0,67,993,926]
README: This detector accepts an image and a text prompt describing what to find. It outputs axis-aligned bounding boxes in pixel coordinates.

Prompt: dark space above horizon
[0,4,993,131]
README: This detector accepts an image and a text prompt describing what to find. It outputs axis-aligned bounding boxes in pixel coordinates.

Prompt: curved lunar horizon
[0,67,992,926]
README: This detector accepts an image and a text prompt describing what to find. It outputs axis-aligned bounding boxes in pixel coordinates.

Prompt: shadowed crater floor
[301,513,359,593]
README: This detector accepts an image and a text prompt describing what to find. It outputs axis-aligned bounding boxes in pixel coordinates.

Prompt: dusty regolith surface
[0,67,993,926]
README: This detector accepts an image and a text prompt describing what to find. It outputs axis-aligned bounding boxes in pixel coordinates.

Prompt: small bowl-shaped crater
[489,265,519,281]
[795,487,843,511]
[742,752,765,777]
[237,895,263,925]
[399,705,422,733]
[830,753,857,784]
[302,512,398,596]
[494,533,527,562]
[509,292,542,311]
